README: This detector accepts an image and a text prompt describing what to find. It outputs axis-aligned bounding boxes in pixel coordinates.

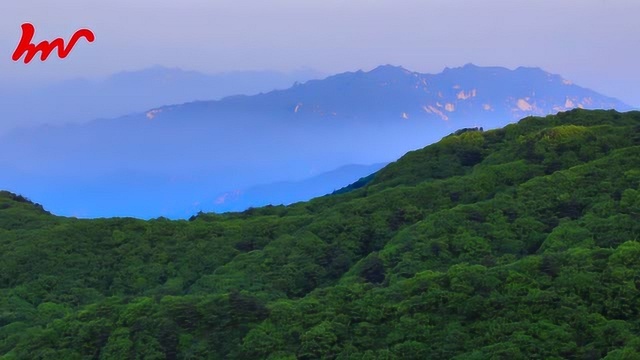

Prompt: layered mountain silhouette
[204,163,387,213]
[0,66,322,133]
[0,64,630,218]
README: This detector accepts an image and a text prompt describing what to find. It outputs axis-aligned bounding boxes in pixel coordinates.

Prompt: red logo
[12,23,95,64]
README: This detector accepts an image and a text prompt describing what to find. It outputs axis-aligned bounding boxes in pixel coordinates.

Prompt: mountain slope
[1,109,639,359]
[0,65,631,218]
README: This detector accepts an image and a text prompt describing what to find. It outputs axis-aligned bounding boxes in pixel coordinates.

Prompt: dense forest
[1,109,640,359]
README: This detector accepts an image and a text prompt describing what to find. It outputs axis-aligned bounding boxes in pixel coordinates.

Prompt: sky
[1,0,639,106]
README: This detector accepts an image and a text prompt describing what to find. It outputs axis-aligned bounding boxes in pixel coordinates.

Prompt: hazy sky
[1,0,639,105]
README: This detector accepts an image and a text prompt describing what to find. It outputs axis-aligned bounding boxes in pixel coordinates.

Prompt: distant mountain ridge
[0,66,323,133]
[0,64,630,218]
[145,63,629,126]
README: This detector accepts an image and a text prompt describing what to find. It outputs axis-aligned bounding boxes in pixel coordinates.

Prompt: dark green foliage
[1,109,640,359]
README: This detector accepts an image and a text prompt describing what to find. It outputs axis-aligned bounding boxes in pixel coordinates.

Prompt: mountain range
[191,63,628,124]
[0,64,631,218]
[0,66,323,133]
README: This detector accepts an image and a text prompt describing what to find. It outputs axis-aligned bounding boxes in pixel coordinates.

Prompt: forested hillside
[1,109,640,359]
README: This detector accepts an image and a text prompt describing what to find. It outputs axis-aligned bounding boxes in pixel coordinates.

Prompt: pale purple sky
[1,0,639,106]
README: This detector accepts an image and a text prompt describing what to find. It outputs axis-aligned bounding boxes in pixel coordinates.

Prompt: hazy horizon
[1,0,639,106]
